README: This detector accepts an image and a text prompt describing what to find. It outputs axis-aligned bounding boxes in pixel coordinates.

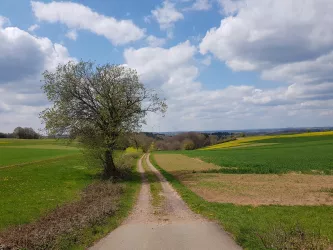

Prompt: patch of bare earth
[154,154,333,206]
[181,173,333,206]
[154,154,219,172]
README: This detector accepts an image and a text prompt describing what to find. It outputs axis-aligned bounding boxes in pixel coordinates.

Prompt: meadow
[0,139,92,230]
[0,139,141,249]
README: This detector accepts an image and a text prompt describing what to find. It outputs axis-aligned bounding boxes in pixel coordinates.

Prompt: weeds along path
[90,154,241,250]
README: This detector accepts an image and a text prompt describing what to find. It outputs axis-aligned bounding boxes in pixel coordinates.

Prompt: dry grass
[154,153,333,206]
[257,223,332,250]
[177,173,333,206]
[154,154,219,173]
[0,181,124,250]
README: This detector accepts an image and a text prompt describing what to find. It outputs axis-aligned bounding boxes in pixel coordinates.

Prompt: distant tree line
[153,132,235,150]
[117,131,236,151]
[0,127,40,139]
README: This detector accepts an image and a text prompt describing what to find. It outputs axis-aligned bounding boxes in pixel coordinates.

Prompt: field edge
[150,153,333,250]
[64,159,142,250]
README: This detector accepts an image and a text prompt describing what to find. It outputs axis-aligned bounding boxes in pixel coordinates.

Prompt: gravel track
[90,154,241,250]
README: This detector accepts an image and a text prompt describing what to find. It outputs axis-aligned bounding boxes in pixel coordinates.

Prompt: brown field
[153,154,219,172]
[154,154,333,206]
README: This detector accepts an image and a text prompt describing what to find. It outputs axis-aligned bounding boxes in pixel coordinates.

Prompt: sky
[0,0,333,133]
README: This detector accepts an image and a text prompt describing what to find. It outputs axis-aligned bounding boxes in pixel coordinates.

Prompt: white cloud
[217,0,247,14]
[201,55,211,66]
[151,1,184,30]
[146,35,166,47]
[0,16,10,27]
[0,20,74,132]
[65,30,78,41]
[195,0,333,129]
[124,41,196,84]
[31,1,145,45]
[28,24,39,32]
[200,0,333,71]
[189,0,212,11]
[125,39,333,131]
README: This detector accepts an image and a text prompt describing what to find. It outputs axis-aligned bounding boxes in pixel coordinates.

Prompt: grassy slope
[0,155,95,230]
[179,135,333,174]
[151,154,333,249]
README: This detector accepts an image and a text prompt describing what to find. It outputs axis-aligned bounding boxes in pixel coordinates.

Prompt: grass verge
[142,154,164,210]
[150,153,333,250]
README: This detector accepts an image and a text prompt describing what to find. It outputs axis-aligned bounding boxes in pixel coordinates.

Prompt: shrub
[182,139,195,150]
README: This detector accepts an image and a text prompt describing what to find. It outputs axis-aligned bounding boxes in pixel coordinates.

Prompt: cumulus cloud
[217,0,247,14]
[196,0,333,127]
[66,30,78,41]
[125,38,333,131]
[28,24,39,32]
[146,35,166,47]
[0,26,73,84]
[200,0,333,70]
[187,0,212,11]
[124,41,196,84]
[31,1,145,45]
[151,1,184,30]
[0,19,74,132]
[0,16,10,27]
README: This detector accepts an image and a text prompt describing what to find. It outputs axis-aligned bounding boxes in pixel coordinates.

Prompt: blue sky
[0,0,333,132]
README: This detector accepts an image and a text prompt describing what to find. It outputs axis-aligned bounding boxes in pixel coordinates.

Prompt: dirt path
[90,154,241,250]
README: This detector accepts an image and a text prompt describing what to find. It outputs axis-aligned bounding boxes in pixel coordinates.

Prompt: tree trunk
[103,149,117,179]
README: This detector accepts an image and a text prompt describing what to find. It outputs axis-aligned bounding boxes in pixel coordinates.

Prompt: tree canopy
[40,61,166,178]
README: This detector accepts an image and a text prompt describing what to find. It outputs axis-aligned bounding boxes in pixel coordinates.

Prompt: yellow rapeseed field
[202,131,333,150]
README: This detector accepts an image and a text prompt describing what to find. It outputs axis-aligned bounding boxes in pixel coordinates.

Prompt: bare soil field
[154,154,333,206]
[153,154,219,172]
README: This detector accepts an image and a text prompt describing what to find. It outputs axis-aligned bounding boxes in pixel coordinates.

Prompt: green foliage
[150,154,333,250]
[179,135,333,174]
[40,61,166,178]
[182,139,195,150]
[13,127,40,139]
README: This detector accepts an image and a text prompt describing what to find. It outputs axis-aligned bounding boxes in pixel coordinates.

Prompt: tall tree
[40,61,167,178]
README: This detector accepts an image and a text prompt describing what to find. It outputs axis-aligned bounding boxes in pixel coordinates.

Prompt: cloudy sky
[0,0,333,133]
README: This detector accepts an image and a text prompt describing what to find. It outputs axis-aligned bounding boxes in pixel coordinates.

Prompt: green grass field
[0,138,142,249]
[179,134,333,174]
[0,155,96,229]
[0,139,95,230]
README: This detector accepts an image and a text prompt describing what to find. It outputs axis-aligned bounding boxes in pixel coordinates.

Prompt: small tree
[40,61,166,178]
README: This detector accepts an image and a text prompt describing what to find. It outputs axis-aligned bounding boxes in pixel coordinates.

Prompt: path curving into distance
[90,154,242,250]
